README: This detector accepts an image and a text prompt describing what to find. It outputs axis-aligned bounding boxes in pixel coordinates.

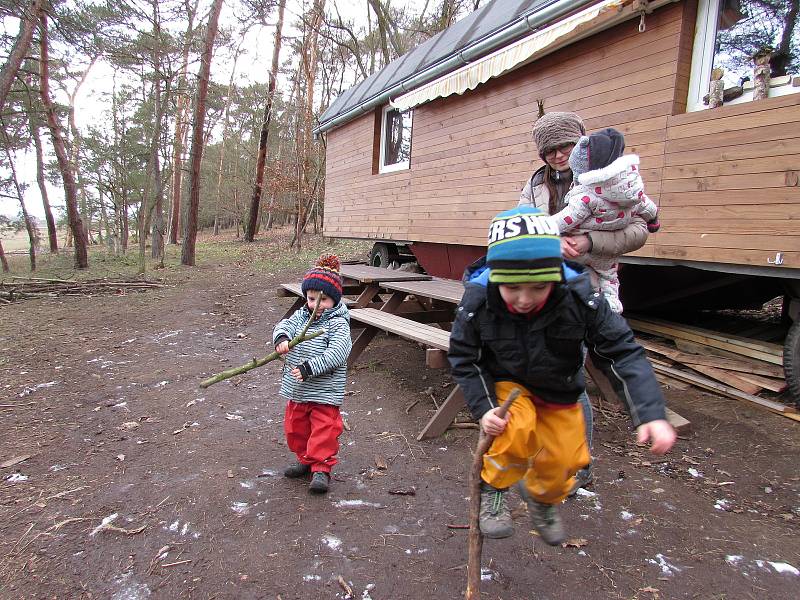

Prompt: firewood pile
[627,315,798,423]
[0,276,167,303]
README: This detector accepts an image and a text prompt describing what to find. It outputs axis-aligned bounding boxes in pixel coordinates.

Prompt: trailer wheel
[370,243,396,268]
[784,319,800,408]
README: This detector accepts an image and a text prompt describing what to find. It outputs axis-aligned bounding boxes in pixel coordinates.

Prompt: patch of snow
[620,510,634,520]
[383,525,399,534]
[362,584,375,600]
[322,535,342,551]
[5,473,29,483]
[575,488,596,498]
[154,381,169,388]
[259,469,277,477]
[240,480,255,489]
[714,498,730,511]
[19,381,57,396]
[90,513,119,536]
[181,522,190,536]
[111,571,151,600]
[687,468,702,478]
[480,568,498,582]
[303,575,321,582]
[231,502,250,514]
[168,520,180,532]
[725,555,743,565]
[768,561,799,576]
[438,447,448,451]
[648,553,681,576]
[578,550,587,556]
[333,499,382,508]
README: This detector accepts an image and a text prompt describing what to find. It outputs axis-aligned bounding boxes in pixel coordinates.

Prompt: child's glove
[646,216,660,233]
[291,361,312,382]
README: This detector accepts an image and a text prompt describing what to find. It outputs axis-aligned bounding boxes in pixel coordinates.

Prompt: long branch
[466,387,521,600]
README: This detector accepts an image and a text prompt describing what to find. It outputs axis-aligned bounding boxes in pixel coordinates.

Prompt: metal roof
[318,0,553,128]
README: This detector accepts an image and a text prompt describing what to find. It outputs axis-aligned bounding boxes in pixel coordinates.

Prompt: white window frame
[687,0,799,112]
[378,105,413,173]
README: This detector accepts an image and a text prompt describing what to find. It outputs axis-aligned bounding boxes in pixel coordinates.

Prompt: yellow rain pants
[481,381,591,505]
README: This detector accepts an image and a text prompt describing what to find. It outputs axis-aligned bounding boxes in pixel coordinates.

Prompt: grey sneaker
[309,471,330,494]
[516,482,566,546]
[284,462,311,478]
[479,483,513,539]
[568,465,594,497]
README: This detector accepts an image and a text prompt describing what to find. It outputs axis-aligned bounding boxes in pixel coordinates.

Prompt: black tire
[784,319,800,408]
[370,243,394,268]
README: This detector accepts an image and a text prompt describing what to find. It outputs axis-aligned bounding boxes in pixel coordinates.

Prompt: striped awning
[391,0,626,112]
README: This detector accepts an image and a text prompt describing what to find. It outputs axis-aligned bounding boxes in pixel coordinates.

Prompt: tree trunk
[213,41,245,236]
[1,132,37,271]
[39,14,88,269]
[0,240,9,273]
[27,94,58,253]
[181,0,224,266]
[169,0,198,245]
[0,0,44,112]
[149,1,167,264]
[67,57,97,247]
[244,0,286,242]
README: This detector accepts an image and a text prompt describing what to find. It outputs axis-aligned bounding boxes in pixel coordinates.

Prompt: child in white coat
[553,127,660,313]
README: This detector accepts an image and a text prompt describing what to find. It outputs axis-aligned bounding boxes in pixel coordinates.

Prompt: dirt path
[1,244,799,599]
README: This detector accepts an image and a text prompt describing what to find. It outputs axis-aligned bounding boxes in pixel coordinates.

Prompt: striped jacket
[272,301,352,405]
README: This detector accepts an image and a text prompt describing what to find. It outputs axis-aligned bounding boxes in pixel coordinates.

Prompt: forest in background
[0,0,482,273]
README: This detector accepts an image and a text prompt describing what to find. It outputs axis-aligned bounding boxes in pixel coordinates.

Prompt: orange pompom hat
[301,253,343,305]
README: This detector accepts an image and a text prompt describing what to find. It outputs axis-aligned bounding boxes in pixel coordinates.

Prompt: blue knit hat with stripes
[486,206,563,284]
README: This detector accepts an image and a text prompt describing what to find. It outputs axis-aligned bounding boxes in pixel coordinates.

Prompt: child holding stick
[448,206,675,544]
[273,254,352,494]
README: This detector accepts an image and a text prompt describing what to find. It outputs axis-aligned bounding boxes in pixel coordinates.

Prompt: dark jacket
[447,257,665,427]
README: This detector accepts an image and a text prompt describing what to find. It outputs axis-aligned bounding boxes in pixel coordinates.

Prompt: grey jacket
[519,165,649,258]
[272,301,352,405]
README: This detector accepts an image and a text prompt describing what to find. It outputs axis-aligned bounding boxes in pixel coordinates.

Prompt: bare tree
[1,122,37,271]
[39,12,88,269]
[244,0,286,242]
[181,0,224,266]
[0,239,9,273]
[0,0,44,113]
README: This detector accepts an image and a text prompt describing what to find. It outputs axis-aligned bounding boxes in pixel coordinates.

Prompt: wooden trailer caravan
[315,0,800,401]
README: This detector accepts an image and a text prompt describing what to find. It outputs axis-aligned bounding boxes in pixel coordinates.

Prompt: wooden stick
[199,298,322,388]
[466,388,520,600]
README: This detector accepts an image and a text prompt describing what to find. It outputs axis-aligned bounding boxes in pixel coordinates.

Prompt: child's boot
[309,471,330,494]
[284,462,311,478]
[479,483,513,539]
[516,482,565,546]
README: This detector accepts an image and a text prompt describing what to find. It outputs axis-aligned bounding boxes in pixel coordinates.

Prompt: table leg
[281,297,305,320]
[416,386,466,440]
[353,283,381,308]
[348,325,379,367]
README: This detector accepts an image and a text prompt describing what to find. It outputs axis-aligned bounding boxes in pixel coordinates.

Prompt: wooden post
[708,67,724,108]
[752,49,772,101]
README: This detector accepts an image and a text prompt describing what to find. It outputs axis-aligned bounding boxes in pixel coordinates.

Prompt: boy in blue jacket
[274,254,352,494]
[448,206,675,544]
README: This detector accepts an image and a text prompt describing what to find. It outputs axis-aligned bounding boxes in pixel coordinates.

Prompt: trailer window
[379,106,413,173]
[687,0,799,111]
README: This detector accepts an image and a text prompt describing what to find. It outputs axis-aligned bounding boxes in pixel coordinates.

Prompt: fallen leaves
[562,538,589,548]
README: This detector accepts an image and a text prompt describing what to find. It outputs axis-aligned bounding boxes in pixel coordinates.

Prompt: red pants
[284,401,343,473]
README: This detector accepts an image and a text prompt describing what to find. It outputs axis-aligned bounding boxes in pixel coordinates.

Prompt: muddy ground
[1,235,799,600]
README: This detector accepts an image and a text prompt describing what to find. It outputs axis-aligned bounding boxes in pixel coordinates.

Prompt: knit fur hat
[569,127,626,178]
[487,206,563,284]
[532,112,586,160]
[301,253,343,305]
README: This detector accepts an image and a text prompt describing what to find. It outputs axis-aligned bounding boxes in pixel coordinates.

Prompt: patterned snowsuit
[553,154,658,313]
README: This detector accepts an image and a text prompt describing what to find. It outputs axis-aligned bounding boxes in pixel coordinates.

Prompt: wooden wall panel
[323,0,799,272]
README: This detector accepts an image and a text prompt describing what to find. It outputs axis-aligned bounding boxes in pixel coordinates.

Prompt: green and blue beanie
[486,206,563,284]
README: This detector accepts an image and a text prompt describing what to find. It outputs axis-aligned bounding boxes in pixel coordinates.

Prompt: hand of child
[290,367,304,382]
[636,419,676,455]
[276,341,290,355]
[480,408,510,437]
[561,234,591,258]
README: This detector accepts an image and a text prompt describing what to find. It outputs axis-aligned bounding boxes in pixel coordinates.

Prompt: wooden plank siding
[323,0,800,271]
